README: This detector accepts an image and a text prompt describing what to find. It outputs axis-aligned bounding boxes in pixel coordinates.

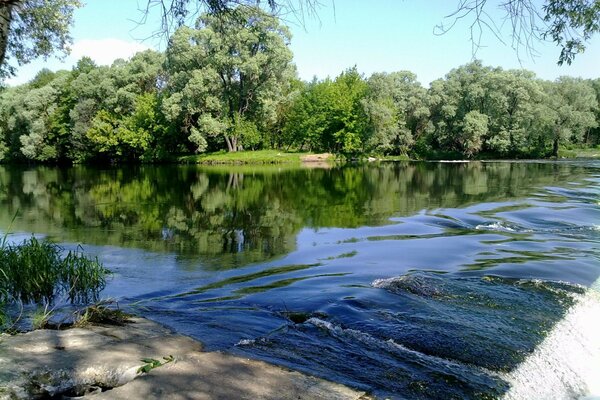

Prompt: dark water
[1,161,599,399]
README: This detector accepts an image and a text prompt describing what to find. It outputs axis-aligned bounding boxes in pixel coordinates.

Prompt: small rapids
[233,272,596,399]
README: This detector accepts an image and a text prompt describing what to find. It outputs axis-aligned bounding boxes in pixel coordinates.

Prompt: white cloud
[70,38,151,66]
[6,38,152,86]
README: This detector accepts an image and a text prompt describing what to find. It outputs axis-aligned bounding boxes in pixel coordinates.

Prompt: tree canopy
[0,0,81,77]
[0,6,598,163]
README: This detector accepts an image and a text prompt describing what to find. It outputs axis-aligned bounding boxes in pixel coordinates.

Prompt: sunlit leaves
[1,0,82,77]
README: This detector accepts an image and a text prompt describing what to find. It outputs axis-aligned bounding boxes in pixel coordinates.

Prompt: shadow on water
[1,160,599,399]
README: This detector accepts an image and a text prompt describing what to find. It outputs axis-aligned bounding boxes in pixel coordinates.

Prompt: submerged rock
[0,317,368,400]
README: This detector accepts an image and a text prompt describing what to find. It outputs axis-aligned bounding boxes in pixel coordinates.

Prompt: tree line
[0,6,598,164]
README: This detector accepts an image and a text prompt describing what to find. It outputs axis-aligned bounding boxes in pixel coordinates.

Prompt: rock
[0,317,369,400]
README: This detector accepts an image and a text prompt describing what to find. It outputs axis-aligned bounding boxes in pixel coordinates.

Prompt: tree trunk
[0,3,13,68]
[552,129,560,157]
[224,135,233,152]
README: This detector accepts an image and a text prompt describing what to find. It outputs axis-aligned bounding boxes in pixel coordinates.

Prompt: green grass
[558,146,600,159]
[377,154,412,161]
[178,150,309,164]
[0,237,109,331]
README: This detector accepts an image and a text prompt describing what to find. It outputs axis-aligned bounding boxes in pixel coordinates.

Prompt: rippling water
[1,160,598,399]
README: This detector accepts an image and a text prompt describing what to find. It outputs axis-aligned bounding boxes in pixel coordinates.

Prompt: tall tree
[540,77,598,156]
[362,71,429,155]
[163,6,294,152]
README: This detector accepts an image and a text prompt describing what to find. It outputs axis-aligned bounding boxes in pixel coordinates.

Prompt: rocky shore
[0,317,369,400]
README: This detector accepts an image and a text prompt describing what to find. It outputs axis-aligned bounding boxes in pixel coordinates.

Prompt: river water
[1,160,598,399]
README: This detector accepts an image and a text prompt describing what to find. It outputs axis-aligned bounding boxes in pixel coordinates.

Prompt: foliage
[362,71,429,155]
[0,236,109,331]
[282,68,368,155]
[0,0,82,77]
[163,7,294,153]
[0,6,598,162]
[137,355,174,374]
[73,302,131,327]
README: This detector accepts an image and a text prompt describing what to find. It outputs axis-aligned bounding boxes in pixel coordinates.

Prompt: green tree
[163,7,294,153]
[0,0,81,77]
[459,110,487,157]
[85,93,164,161]
[362,71,429,155]
[281,78,330,151]
[0,69,72,162]
[282,68,368,155]
[540,77,598,156]
[481,69,544,156]
[328,68,368,155]
[588,79,600,146]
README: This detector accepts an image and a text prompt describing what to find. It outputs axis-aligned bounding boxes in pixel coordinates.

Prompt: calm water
[1,161,599,399]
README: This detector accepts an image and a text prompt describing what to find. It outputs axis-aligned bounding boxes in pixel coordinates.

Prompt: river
[1,160,598,399]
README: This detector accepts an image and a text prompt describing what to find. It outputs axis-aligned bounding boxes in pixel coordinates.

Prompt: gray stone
[0,318,369,400]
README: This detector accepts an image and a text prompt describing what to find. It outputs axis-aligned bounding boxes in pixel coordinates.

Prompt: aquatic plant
[0,236,109,331]
[73,301,131,328]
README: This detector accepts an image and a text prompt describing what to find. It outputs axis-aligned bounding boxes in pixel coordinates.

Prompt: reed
[0,237,109,330]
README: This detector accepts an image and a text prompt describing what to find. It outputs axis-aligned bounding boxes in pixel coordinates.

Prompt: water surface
[1,161,598,399]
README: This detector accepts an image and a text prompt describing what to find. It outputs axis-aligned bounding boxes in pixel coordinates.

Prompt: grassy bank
[558,146,600,159]
[178,150,310,164]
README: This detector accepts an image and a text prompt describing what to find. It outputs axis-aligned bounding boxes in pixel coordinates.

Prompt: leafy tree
[362,71,429,155]
[328,68,368,155]
[282,68,368,155]
[540,77,598,156]
[0,0,81,77]
[163,7,294,152]
[426,61,554,158]
[428,61,493,155]
[481,70,544,155]
[459,110,487,157]
[85,93,163,161]
[588,79,600,146]
[0,70,72,162]
[281,78,330,151]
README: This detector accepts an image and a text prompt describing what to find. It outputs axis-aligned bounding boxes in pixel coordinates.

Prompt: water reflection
[0,162,592,270]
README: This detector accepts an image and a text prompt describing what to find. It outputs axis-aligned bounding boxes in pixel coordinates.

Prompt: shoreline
[1,148,598,167]
[0,316,369,400]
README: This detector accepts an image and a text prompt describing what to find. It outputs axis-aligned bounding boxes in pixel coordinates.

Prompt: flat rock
[0,317,368,400]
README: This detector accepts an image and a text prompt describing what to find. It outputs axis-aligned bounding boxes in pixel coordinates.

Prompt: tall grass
[0,236,109,330]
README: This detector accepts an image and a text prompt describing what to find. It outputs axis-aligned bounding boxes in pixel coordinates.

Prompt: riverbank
[176,147,600,165]
[178,150,336,165]
[0,316,369,399]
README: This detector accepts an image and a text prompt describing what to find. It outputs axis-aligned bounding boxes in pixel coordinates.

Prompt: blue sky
[7,0,600,86]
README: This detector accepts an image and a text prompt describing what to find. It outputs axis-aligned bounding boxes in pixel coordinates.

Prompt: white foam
[502,281,600,400]
[371,276,404,290]
[234,339,256,346]
[307,317,501,377]
[475,222,516,232]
